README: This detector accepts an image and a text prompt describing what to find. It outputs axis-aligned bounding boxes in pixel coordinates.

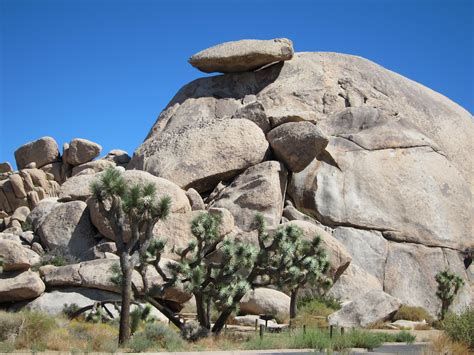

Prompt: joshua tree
[90,167,170,344]
[147,213,332,336]
[146,212,256,335]
[435,269,464,320]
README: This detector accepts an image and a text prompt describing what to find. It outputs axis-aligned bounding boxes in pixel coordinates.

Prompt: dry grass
[394,305,434,324]
[428,333,471,355]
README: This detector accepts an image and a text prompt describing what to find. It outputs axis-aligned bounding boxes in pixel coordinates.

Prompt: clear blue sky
[1,0,472,167]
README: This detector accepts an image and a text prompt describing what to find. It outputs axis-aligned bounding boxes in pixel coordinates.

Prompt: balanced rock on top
[188,38,294,73]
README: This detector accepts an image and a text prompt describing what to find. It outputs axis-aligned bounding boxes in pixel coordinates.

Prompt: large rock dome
[130,51,473,316]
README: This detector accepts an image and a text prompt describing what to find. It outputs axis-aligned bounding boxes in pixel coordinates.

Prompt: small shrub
[0,341,15,353]
[430,333,471,354]
[180,321,209,342]
[291,329,331,350]
[344,329,383,350]
[0,311,23,342]
[393,305,434,323]
[297,294,342,310]
[129,323,184,352]
[21,220,33,232]
[41,246,79,267]
[442,307,473,348]
[15,311,56,349]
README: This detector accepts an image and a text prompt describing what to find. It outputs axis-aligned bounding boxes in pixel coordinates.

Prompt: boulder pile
[0,38,472,322]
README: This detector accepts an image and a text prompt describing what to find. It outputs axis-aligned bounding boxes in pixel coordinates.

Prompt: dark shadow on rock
[165,61,284,107]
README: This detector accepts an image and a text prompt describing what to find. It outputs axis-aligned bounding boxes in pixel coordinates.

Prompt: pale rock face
[0,240,31,271]
[0,271,45,302]
[37,200,97,260]
[328,289,401,328]
[129,119,269,193]
[289,137,472,251]
[240,288,290,318]
[267,122,328,173]
[188,38,294,73]
[384,243,471,317]
[67,138,102,166]
[88,170,191,241]
[14,137,60,170]
[327,263,383,303]
[332,227,388,284]
[210,161,287,232]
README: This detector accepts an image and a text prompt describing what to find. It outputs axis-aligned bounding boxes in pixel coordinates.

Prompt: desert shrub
[180,321,209,342]
[442,307,473,348]
[129,323,184,352]
[68,320,118,352]
[14,311,56,350]
[40,246,79,267]
[343,329,383,350]
[0,311,23,342]
[297,294,341,310]
[430,333,472,354]
[0,341,15,353]
[291,329,332,350]
[393,305,434,323]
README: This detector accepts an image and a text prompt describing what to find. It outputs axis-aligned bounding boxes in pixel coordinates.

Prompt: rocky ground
[0,38,472,329]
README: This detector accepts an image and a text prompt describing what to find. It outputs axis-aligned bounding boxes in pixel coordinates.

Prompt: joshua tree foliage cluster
[435,269,464,320]
[91,167,332,342]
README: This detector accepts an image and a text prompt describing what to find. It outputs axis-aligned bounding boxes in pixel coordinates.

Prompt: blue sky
[1,0,472,167]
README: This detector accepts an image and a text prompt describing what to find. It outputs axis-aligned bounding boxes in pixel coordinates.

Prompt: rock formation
[0,39,472,321]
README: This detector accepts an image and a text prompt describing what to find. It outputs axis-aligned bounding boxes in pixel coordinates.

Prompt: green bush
[129,323,184,352]
[297,294,342,310]
[0,341,15,353]
[291,329,332,350]
[442,307,474,348]
[393,305,434,323]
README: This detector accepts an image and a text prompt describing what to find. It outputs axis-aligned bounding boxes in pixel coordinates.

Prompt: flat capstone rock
[188,38,294,73]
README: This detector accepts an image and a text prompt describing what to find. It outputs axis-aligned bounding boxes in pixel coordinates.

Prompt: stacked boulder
[0,38,472,323]
[130,38,473,318]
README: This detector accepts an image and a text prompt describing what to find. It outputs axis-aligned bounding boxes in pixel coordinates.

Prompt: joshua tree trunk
[212,307,233,335]
[119,253,133,344]
[195,293,210,329]
[290,288,299,319]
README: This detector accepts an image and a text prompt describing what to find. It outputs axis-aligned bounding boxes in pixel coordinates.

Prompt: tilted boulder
[129,119,269,193]
[59,173,98,201]
[14,136,60,170]
[88,170,191,241]
[0,239,31,271]
[37,200,97,260]
[67,138,102,166]
[210,161,287,231]
[27,198,59,232]
[23,287,121,315]
[328,289,401,328]
[39,259,144,293]
[327,263,383,303]
[142,260,192,304]
[71,159,115,176]
[0,162,12,174]
[267,122,328,173]
[0,271,45,302]
[188,38,294,73]
[240,288,290,318]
